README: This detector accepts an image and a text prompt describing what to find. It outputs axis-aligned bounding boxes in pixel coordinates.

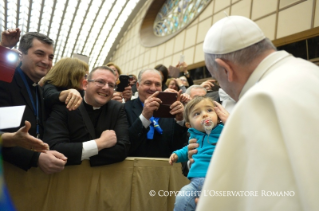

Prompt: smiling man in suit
[0,29,67,174]
[43,66,130,166]
[124,68,188,158]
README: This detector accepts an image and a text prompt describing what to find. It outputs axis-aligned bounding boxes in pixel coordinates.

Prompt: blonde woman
[43,57,88,112]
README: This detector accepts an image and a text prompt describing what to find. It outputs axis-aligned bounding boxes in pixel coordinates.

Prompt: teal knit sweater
[173,124,223,179]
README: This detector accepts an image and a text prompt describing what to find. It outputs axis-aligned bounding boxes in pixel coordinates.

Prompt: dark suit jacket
[124,98,188,158]
[0,70,44,171]
[43,100,130,166]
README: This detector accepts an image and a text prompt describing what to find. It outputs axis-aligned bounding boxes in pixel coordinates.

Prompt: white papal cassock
[197,51,319,211]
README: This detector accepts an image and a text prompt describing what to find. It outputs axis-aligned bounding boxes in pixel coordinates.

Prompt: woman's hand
[64,89,82,111]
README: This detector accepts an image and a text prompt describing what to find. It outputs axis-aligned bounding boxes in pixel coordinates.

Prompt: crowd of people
[1,15,319,211]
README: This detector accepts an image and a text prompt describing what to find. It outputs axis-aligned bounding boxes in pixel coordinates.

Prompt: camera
[0,45,20,83]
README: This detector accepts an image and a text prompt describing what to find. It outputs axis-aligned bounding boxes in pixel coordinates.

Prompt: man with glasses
[43,66,130,166]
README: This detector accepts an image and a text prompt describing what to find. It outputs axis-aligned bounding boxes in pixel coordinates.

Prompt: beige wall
[111,0,319,76]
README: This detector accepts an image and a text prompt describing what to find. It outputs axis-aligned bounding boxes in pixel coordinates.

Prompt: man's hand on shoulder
[38,150,67,174]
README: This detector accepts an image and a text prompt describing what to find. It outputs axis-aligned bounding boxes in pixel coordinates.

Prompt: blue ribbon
[148,117,163,139]
[140,99,163,139]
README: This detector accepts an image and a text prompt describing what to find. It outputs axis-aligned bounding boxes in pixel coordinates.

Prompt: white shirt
[218,88,236,113]
[81,98,100,160]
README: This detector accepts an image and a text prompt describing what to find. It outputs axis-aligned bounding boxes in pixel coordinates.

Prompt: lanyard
[17,68,40,138]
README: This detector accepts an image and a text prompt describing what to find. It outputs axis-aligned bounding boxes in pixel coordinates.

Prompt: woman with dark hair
[154,64,169,91]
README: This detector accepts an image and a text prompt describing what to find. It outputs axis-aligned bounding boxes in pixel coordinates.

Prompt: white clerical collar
[239,51,291,100]
[83,97,101,110]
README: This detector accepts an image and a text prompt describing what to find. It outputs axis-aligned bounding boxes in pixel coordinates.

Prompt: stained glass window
[153,0,211,36]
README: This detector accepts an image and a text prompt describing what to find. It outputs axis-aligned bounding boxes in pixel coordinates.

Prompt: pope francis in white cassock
[196,16,319,211]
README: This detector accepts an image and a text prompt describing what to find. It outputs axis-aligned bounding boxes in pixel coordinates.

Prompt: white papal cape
[197,51,319,211]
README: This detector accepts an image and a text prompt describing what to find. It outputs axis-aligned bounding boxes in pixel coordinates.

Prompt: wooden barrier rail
[4,157,189,211]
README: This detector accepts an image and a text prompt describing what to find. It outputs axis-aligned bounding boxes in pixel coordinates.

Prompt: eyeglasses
[88,79,117,90]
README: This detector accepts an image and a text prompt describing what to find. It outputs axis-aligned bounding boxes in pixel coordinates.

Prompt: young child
[169,96,224,211]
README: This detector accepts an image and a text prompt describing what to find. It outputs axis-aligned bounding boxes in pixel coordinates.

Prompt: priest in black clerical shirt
[43,66,130,166]
[0,31,67,174]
